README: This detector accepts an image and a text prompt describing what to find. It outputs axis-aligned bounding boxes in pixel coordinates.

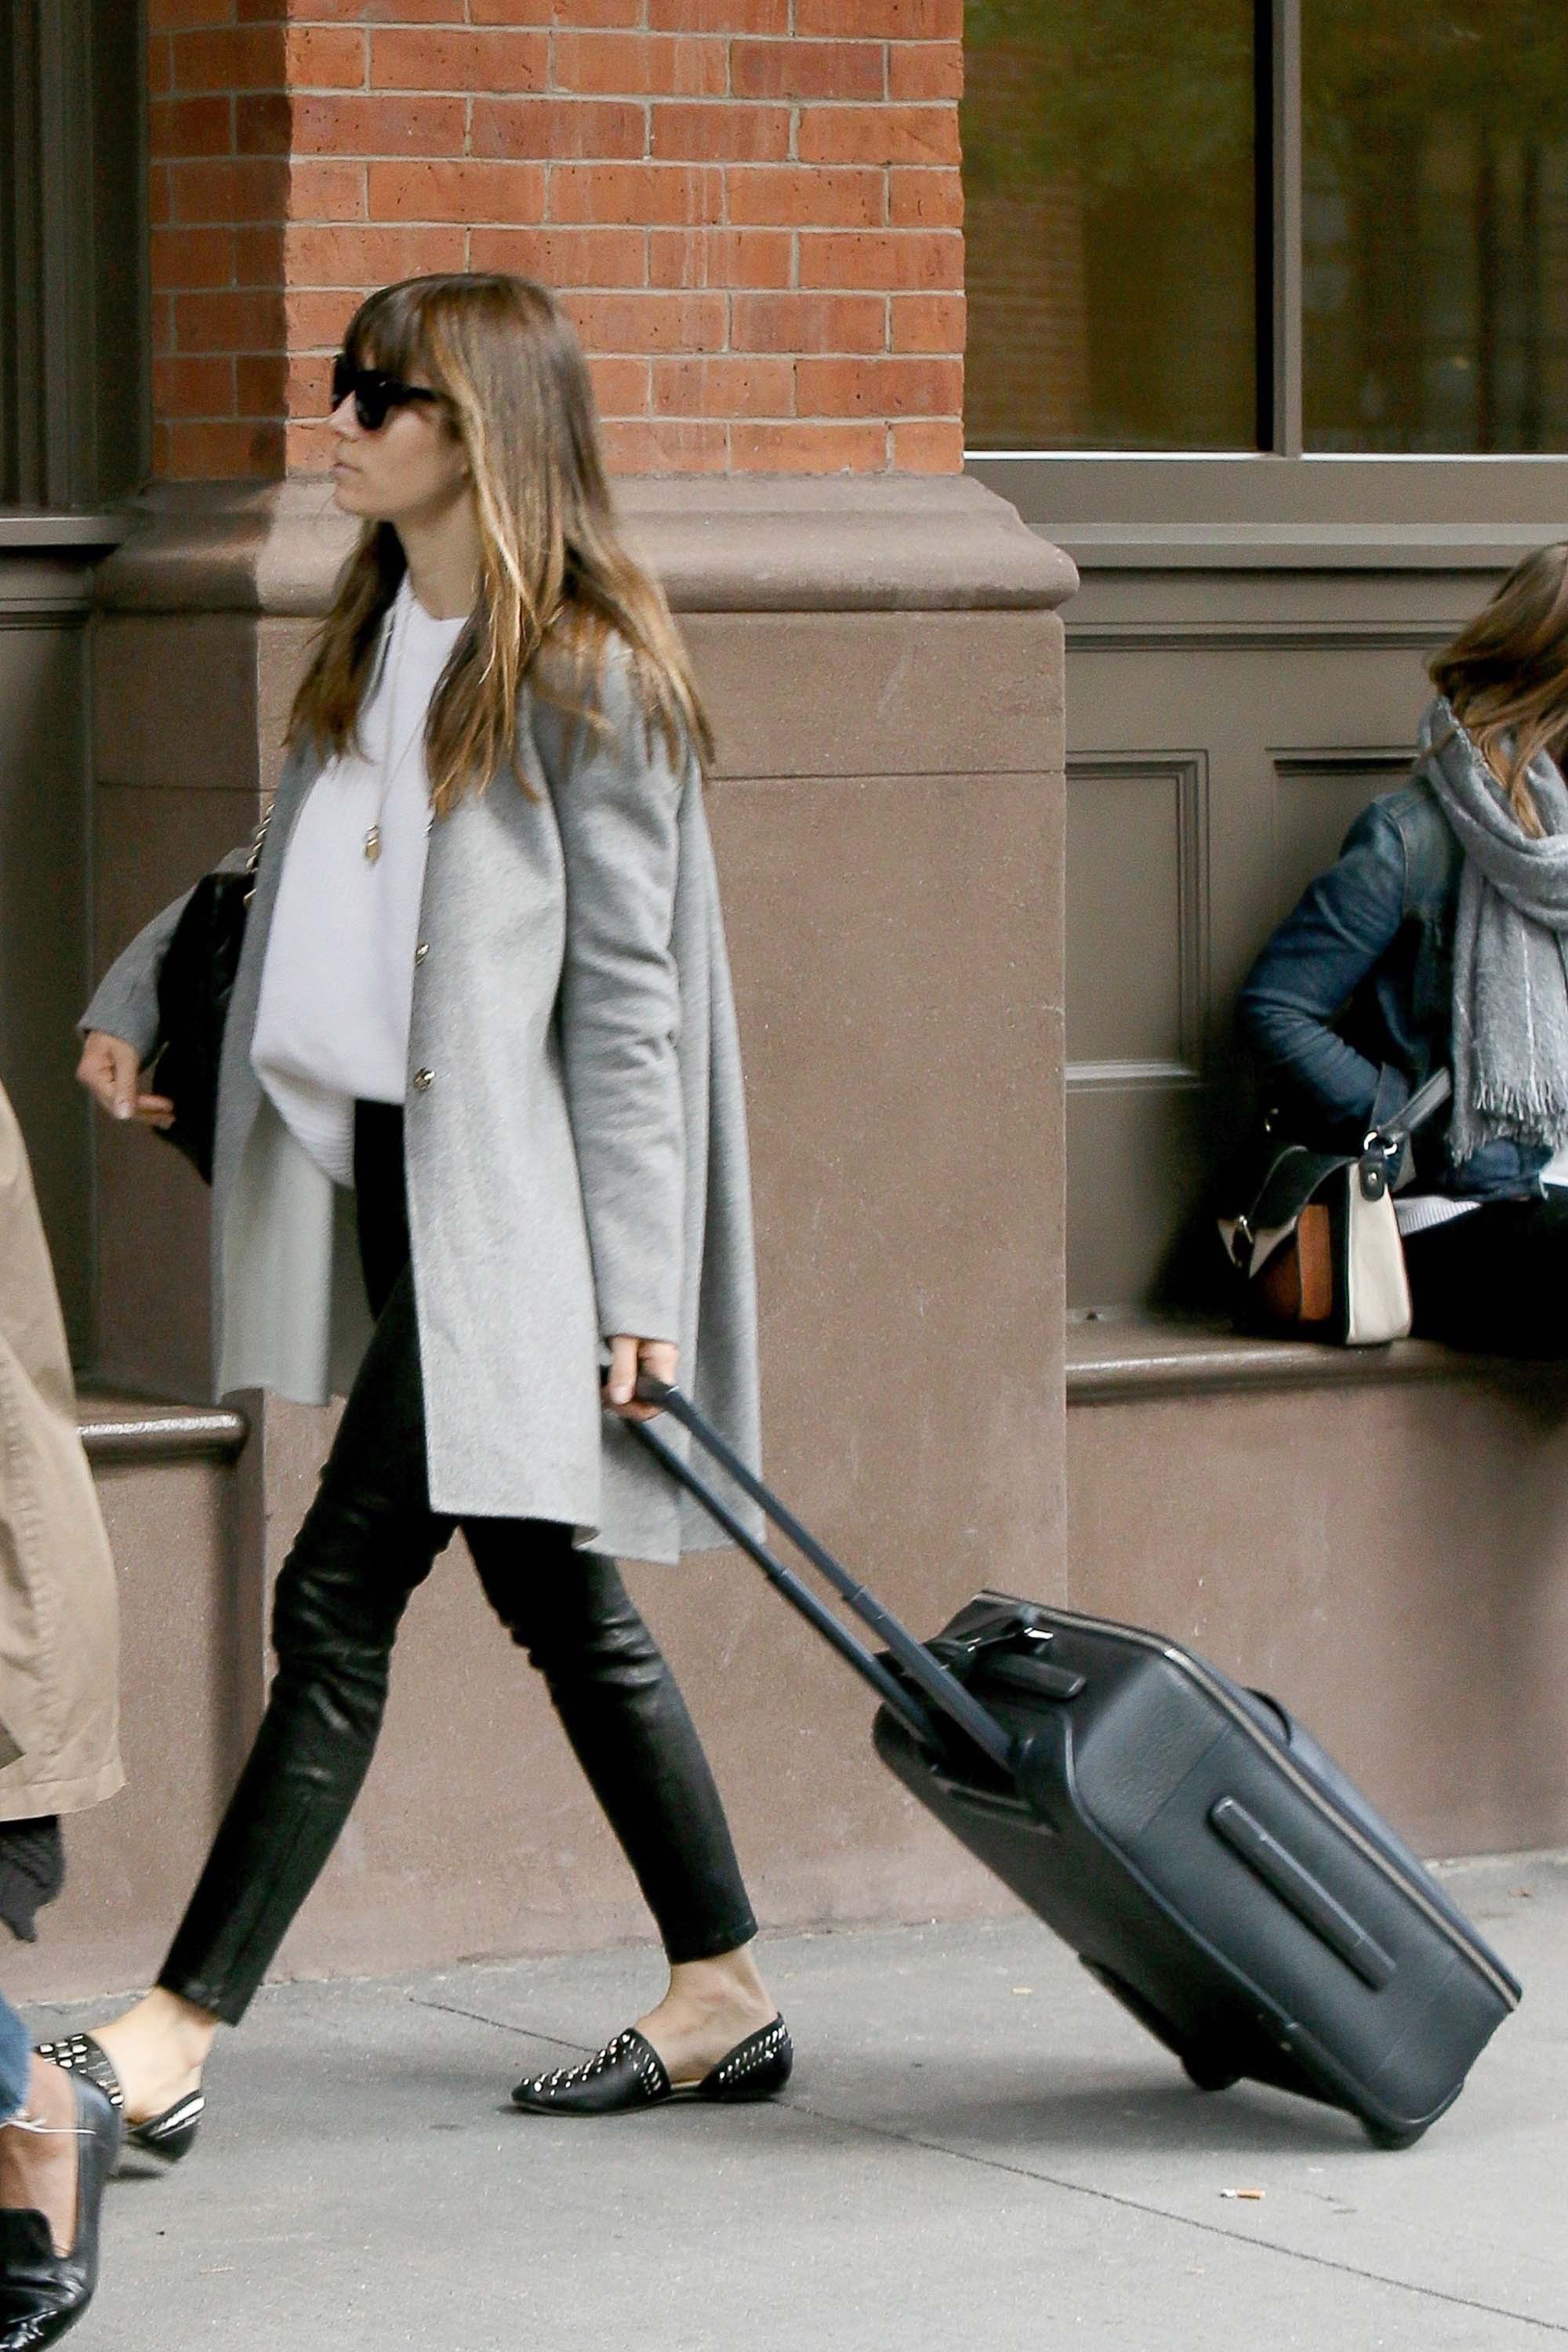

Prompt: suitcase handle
[628,1418,935,1751]
[628,1381,1017,1775]
[1209,1798,1396,1991]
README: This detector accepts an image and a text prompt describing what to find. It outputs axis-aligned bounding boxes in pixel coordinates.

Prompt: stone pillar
[0,518,122,1360]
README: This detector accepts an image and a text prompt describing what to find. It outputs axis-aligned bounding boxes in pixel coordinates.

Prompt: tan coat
[0,1081,122,1819]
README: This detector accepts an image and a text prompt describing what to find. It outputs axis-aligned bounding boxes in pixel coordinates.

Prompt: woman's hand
[76,1031,175,1129]
[604,1336,677,1421]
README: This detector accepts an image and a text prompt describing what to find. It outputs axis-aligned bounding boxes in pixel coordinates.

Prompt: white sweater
[251,579,469,1185]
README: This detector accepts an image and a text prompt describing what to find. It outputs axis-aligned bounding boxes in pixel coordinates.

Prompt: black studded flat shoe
[511,2016,793,2117]
[31,2036,202,2169]
[0,2072,121,2349]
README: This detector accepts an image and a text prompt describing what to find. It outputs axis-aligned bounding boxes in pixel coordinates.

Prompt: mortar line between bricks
[412,1990,1566,2335]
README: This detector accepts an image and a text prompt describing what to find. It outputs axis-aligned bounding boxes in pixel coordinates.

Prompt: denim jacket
[1236,777,1547,1200]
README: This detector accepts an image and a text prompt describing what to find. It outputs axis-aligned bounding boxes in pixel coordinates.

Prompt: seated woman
[1238,540,1568,1357]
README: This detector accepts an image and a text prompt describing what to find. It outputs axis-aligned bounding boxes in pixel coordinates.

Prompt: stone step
[1067,1312,1568,1857]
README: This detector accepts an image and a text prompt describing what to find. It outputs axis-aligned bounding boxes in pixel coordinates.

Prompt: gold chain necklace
[363,589,434,865]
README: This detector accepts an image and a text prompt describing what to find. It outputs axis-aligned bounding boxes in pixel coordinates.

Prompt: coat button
[414,942,429,964]
[412,1068,434,1092]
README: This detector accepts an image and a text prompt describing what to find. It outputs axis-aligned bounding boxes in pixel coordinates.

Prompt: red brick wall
[150,9,289,479]
[149,1,964,480]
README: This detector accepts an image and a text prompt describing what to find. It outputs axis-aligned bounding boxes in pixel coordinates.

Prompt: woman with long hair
[1239,539,1568,1352]
[46,272,789,2143]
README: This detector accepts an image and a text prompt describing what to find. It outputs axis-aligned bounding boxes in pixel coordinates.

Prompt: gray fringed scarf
[1419,696,1568,1163]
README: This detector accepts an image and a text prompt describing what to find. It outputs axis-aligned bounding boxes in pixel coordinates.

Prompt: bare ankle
[96,1987,218,2096]
[662,1946,772,2020]
[680,1947,765,1992]
[16,2056,74,2135]
[0,2058,79,2256]
[155,1989,220,2072]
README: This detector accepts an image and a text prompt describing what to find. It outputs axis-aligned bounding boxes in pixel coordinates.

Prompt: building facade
[2,2,1566,2000]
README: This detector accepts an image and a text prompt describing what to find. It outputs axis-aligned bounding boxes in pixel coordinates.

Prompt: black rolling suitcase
[633,1382,1521,2149]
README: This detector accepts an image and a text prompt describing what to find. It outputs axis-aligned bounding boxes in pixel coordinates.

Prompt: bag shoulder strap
[1375,1065,1451,1146]
[1222,1068,1454,1272]
[1240,1142,1356,1242]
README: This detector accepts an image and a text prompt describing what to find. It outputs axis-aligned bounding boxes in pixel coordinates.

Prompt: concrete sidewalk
[30,1847,1567,2352]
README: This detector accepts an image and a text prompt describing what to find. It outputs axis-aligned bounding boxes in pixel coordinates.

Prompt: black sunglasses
[331,353,442,431]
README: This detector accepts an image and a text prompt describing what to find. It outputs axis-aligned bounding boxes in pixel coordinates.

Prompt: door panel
[1062,593,1479,1308]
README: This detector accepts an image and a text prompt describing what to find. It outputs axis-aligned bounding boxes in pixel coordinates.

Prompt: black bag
[1217,1070,1453,1345]
[149,816,270,1184]
[632,1381,1519,2149]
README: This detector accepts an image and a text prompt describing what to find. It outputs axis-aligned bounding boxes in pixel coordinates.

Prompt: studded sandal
[32,2034,204,2168]
[510,2015,793,2116]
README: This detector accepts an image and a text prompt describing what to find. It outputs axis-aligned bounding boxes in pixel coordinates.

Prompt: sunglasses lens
[332,354,394,429]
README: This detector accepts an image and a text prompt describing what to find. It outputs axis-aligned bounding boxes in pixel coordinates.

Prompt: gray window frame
[965,0,1568,531]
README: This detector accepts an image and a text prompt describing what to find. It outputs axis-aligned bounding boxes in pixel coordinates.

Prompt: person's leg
[0,2034,78,2259]
[0,1992,118,2347]
[1404,1193,1568,1355]
[0,2001,72,2259]
[465,1523,774,2082]
[0,1994,121,2288]
[0,2002,31,2136]
[90,1264,452,2119]
[351,1098,412,1321]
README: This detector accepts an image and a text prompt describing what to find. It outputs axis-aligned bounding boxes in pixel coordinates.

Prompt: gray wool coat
[83,641,761,1565]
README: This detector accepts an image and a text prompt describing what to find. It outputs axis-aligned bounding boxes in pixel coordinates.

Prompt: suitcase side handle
[1210,1797,1397,1991]
[630,1381,1017,1775]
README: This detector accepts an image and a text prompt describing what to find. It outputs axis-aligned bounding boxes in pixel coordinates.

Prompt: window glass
[962,0,1258,452]
[1,0,149,505]
[1304,3,1568,452]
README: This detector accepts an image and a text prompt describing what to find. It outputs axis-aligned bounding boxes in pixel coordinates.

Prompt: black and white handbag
[1218,1070,1453,1346]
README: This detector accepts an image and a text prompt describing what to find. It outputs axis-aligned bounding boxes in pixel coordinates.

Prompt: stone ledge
[0,511,127,551]
[1065,1310,1568,1406]
[76,1388,249,1465]
[93,475,1077,619]
[1052,522,1557,572]
[970,451,1568,535]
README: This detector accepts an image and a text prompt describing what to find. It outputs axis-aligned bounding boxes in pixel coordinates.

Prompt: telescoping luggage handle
[629,1379,1017,1775]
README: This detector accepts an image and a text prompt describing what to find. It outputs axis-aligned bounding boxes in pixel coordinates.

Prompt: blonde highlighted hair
[1428,542,1568,839]
[289,272,712,811]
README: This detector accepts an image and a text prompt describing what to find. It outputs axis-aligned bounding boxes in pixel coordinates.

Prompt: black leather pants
[1403,1188,1568,1356]
[158,1104,757,2025]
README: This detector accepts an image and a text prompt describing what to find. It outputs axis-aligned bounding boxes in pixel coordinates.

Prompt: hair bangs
[346,282,440,389]
[289,270,713,809]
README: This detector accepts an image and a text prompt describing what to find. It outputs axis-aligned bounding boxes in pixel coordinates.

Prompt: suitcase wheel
[1083,1962,1241,2096]
[1181,2052,1241,2095]
[1362,2117,1428,2152]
